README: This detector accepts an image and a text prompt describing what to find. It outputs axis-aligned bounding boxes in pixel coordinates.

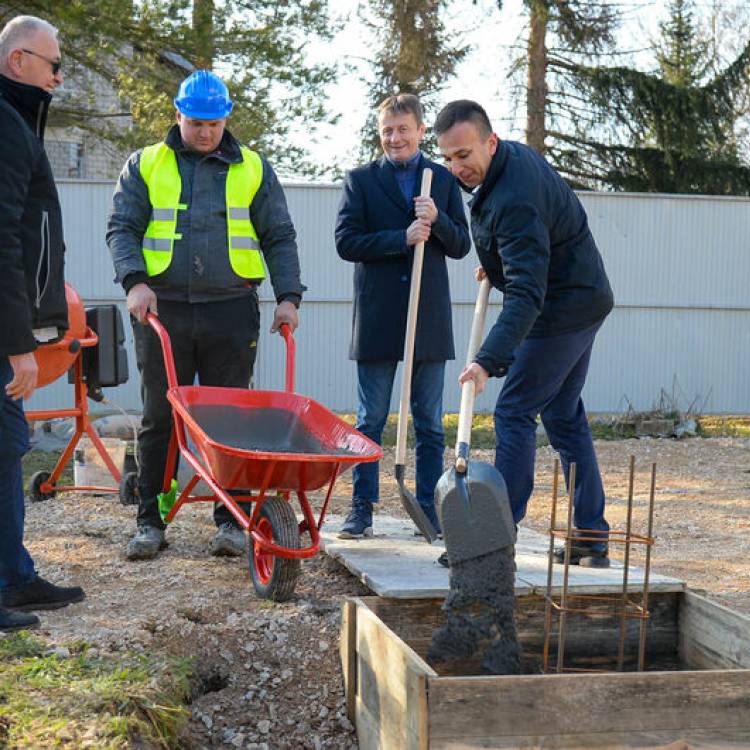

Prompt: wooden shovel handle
[456,277,491,471]
[395,168,433,465]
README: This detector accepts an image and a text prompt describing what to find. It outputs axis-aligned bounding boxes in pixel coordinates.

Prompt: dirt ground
[21,435,750,748]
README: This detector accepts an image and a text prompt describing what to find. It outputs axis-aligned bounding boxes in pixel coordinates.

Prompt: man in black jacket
[0,15,85,631]
[435,100,614,567]
[336,94,470,538]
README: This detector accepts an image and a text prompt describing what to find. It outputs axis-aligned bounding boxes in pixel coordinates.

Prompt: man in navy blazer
[335,94,470,538]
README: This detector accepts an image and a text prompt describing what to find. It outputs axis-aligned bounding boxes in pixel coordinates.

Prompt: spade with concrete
[394,168,440,543]
[436,277,516,564]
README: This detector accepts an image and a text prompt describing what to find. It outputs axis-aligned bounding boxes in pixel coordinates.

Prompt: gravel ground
[20,435,750,747]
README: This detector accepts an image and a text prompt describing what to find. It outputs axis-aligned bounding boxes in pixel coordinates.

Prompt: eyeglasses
[21,48,62,75]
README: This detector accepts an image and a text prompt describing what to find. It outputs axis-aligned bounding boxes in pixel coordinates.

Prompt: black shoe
[552,542,610,568]
[338,500,374,539]
[0,576,85,612]
[0,606,40,631]
[437,551,449,568]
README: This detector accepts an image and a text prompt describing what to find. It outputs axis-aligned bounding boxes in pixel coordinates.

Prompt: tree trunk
[193,0,214,69]
[526,0,549,155]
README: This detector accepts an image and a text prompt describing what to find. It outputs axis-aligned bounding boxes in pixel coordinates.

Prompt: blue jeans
[352,360,445,512]
[494,322,609,548]
[0,357,36,591]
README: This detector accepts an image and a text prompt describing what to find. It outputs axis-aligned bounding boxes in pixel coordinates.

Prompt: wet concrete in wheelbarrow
[185,405,358,455]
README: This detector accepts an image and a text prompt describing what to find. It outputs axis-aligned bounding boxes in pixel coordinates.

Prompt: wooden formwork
[340,592,750,749]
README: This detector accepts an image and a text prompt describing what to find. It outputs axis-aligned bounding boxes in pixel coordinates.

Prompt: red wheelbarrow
[144,313,382,601]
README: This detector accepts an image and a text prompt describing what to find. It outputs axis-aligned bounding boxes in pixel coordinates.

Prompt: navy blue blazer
[335,154,470,362]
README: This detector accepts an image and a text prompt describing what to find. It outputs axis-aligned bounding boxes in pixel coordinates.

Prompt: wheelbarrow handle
[146,313,296,393]
[278,323,295,393]
[456,277,491,472]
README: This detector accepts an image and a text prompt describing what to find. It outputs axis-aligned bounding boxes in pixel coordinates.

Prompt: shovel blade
[436,461,516,564]
[395,464,439,543]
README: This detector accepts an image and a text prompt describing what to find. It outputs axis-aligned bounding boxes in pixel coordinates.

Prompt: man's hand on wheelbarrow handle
[127,283,158,324]
[271,300,298,335]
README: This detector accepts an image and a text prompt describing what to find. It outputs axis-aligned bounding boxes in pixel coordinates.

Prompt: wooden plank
[680,591,750,669]
[428,671,750,738]
[430,727,750,748]
[339,597,358,722]
[355,600,435,750]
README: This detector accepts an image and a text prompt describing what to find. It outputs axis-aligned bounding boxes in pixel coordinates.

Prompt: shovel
[394,167,440,543]
[436,277,516,564]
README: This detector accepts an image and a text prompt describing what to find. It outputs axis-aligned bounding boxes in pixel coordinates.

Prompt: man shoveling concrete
[427,280,521,675]
[433,99,614,567]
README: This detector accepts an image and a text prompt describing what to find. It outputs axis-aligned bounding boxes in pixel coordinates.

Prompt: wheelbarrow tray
[168,385,379,492]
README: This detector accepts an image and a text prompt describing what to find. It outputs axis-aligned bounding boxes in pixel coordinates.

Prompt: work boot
[553,541,610,568]
[126,523,167,561]
[1,576,85,611]
[338,499,373,539]
[0,605,40,631]
[210,523,246,557]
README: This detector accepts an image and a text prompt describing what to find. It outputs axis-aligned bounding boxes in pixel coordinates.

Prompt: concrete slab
[321,514,684,599]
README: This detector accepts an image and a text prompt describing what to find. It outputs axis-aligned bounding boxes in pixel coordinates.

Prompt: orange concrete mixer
[25,283,124,501]
[34,282,90,388]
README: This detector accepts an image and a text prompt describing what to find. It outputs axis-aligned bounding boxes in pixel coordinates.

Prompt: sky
[293,0,738,175]
[301,0,529,173]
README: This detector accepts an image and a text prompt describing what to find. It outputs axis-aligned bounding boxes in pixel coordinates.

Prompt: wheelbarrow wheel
[249,497,301,602]
[28,471,55,502]
[119,471,140,506]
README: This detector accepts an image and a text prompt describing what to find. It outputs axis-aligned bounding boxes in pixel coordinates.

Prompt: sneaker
[210,523,246,557]
[338,500,373,539]
[126,524,167,561]
[553,542,610,568]
[0,576,85,611]
[0,606,40,631]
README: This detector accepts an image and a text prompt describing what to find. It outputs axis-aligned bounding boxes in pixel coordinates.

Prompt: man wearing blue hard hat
[107,70,304,561]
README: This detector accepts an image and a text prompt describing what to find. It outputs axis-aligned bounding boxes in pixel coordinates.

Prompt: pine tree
[554,0,750,194]
[358,0,468,161]
[495,0,619,155]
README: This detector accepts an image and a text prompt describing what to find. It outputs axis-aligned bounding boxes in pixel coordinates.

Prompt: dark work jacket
[470,141,614,377]
[0,75,67,357]
[336,154,470,361]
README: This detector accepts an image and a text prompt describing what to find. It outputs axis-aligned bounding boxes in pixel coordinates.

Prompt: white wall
[25,182,750,415]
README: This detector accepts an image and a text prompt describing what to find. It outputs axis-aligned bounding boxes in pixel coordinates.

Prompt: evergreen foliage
[553,0,750,193]
[495,0,620,154]
[1,1,336,174]
[359,0,468,161]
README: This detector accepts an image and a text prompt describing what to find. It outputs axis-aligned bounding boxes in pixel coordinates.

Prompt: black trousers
[132,296,260,529]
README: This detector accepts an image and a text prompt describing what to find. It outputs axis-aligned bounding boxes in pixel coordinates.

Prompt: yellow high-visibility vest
[138,141,265,279]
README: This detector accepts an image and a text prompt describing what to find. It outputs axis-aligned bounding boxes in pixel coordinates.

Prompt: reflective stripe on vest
[138,142,265,279]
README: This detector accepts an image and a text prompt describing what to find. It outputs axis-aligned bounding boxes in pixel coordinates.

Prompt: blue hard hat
[174,70,233,119]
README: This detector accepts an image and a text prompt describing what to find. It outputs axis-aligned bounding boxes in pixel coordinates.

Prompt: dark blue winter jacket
[471,141,614,376]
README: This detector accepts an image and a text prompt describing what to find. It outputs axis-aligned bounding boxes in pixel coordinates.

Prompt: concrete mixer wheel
[28,471,55,502]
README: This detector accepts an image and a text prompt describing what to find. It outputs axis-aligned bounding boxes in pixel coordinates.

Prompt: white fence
[25,181,750,415]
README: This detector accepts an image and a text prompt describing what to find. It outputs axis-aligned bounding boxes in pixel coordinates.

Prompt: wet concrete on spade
[428,546,521,674]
